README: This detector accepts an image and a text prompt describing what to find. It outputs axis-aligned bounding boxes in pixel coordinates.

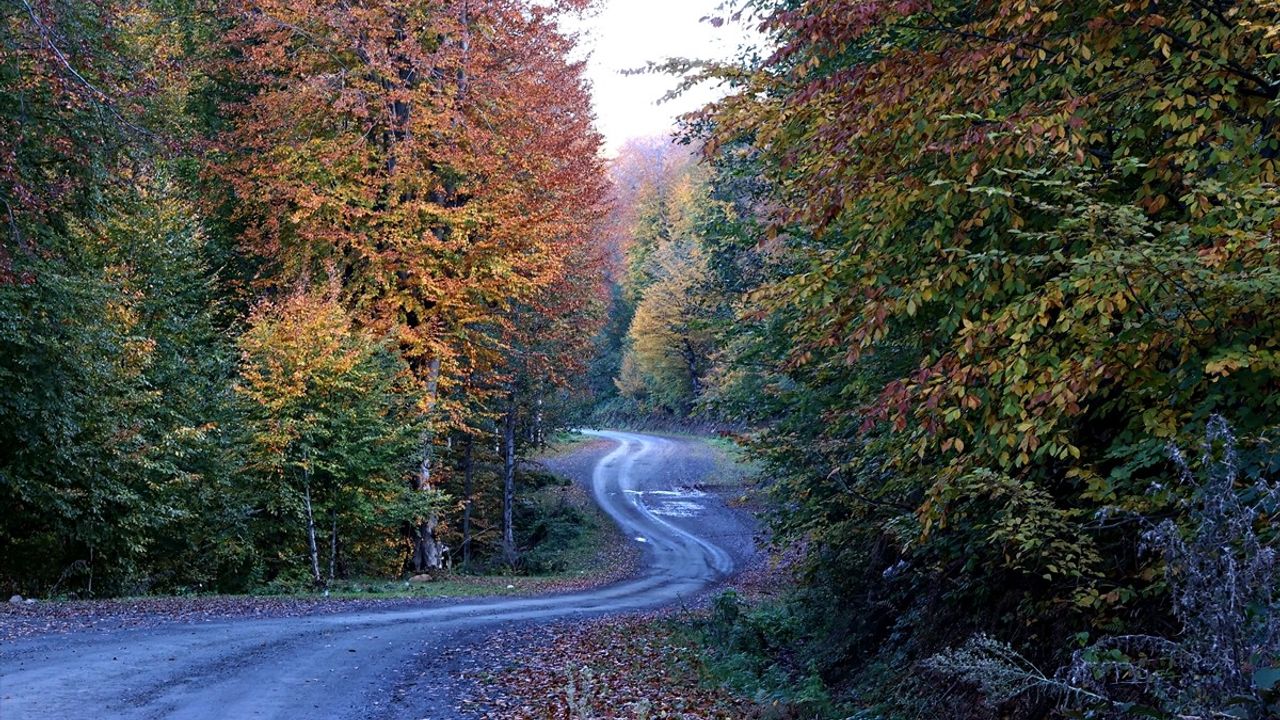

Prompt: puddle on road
[650,500,704,517]
[624,487,707,498]
[624,487,708,517]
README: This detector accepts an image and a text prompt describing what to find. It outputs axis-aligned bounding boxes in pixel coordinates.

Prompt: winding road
[0,431,754,719]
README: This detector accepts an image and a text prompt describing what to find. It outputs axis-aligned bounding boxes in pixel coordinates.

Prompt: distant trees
[622,233,716,413]
[584,139,686,417]
[597,143,728,419]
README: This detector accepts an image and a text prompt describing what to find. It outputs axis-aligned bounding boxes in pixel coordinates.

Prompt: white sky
[562,1,759,156]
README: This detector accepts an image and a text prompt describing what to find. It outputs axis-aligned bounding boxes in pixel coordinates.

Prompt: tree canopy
[598,2,1280,717]
[1,0,607,594]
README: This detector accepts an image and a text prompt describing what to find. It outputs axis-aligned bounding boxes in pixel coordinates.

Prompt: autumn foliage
[216,0,606,400]
[1,0,608,593]
[596,0,1280,716]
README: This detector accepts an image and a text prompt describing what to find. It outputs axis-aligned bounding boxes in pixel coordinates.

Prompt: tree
[237,290,425,585]
[622,234,716,414]
[1,0,157,282]
[0,183,243,596]
[213,0,607,572]
[679,0,1280,709]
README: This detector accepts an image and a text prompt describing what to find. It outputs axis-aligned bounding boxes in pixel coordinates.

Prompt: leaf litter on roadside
[461,611,765,720]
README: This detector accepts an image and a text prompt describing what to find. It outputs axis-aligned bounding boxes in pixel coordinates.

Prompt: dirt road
[0,431,755,719]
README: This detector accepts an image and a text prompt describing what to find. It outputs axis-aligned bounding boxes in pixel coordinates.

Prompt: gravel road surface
[0,431,755,719]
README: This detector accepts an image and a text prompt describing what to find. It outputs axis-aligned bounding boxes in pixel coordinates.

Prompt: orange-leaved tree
[213,0,606,571]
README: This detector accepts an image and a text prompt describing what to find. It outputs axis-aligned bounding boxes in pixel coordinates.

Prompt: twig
[19,0,154,139]
[1,198,28,252]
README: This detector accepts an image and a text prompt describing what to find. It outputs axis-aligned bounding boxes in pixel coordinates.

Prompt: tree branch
[19,0,154,138]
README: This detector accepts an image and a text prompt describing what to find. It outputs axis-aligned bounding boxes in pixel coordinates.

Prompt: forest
[1,0,609,594]
[591,1,1280,718]
[3,1,1280,719]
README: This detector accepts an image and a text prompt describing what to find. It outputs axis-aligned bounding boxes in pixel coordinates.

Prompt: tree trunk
[462,432,474,569]
[534,397,544,449]
[374,0,444,576]
[501,389,517,565]
[411,357,446,574]
[411,440,445,572]
[303,479,321,586]
[457,0,470,101]
[681,337,703,399]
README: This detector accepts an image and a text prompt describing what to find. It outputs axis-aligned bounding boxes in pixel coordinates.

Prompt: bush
[700,590,840,717]
[515,489,594,575]
[926,418,1280,719]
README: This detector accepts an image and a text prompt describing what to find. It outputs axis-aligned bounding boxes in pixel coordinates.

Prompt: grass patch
[295,573,601,600]
[540,429,597,456]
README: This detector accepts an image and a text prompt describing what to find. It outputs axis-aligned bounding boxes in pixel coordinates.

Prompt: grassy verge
[699,434,765,493]
[538,429,599,457]
[293,573,602,601]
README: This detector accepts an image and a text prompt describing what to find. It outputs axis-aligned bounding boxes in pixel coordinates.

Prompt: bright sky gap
[562,0,758,156]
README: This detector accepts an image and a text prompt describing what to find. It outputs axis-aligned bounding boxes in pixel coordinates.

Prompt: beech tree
[237,291,424,585]
[665,0,1280,712]
[213,0,606,572]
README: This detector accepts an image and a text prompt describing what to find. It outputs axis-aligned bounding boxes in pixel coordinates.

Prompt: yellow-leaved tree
[237,290,427,586]
[620,236,717,415]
